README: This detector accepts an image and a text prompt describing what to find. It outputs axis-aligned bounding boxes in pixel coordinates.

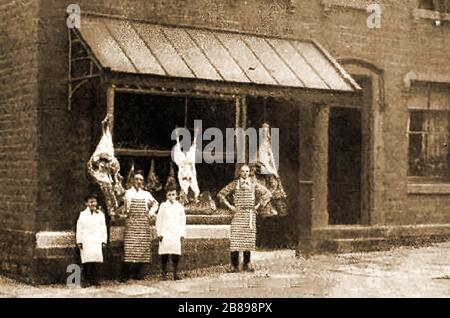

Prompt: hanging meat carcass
[87,116,124,217]
[255,123,288,217]
[165,162,178,191]
[172,134,200,204]
[145,159,163,193]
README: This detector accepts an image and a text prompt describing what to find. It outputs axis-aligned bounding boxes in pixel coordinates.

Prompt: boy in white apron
[76,194,107,287]
[156,186,186,280]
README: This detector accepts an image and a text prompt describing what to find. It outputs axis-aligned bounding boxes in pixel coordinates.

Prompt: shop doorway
[328,107,362,225]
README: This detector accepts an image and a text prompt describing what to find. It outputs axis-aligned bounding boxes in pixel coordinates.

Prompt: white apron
[76,209,107,263]
[156,201,186,255]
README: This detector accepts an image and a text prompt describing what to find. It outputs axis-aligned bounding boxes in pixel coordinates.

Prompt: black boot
[161,255,169,280]
[82,263,92,288]
[172,255,181,280]
[243,251,254,272]
[135,263,145,280]
[90,263,101,286]
[120,263,131,282]
[229,251,239,272]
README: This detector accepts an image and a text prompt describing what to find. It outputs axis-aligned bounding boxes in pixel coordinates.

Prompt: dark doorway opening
[328,107,362,225]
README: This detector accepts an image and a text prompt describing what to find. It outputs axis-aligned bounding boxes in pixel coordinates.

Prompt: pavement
[0,242,449,298]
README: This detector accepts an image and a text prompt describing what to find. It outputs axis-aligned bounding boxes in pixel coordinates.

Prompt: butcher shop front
[33,13,361,283]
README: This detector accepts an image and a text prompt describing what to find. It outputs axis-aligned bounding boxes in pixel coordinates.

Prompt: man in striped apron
[218,165,271,272]
[121,173,159,281]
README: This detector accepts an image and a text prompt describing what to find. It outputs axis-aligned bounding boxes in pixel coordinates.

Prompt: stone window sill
[413,9,450,22]
[407,183,450,194]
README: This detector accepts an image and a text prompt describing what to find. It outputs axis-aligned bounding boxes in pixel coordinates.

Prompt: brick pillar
[311,104,330,229]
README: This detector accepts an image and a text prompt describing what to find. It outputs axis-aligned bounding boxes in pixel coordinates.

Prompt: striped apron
[123,198,152,263]
[230,183,256,252]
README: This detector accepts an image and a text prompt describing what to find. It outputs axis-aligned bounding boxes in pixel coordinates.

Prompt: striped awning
[78,15,360,92]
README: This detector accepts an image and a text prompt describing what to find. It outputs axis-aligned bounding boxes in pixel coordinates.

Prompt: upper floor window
[419,0,450,13]
[407,83,450,181]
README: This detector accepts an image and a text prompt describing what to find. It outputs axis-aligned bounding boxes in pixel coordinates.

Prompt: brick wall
[35,0,450,233]
[0,0,447,283]
[304,0,450,224]
[35,0,302,233]
[0,0,39,279]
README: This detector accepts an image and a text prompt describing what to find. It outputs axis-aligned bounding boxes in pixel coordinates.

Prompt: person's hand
[102,243,107,249]
[254,204,261,210]
[228,205,237,212]
[77,243,83,250]
[158,236,163,242]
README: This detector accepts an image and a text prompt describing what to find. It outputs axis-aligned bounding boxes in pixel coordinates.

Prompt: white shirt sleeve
[156,203,164,237]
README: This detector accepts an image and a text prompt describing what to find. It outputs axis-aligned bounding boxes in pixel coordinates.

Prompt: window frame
[111,90,244,210]
[407,109,450,182]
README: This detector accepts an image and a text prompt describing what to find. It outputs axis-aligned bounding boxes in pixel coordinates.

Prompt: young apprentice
[156,185,186,280]
[76,194,107,287]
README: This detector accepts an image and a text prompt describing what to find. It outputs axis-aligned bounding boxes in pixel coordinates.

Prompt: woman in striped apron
[121,173,159,281]
[218,165,271,272]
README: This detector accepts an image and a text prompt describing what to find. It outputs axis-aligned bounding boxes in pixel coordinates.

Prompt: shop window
[114,94,185,150]
[407,83,450,181]
[114,93,237,207]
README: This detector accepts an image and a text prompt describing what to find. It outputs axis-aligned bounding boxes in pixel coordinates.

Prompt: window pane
[408,110,450,179]
[114,93,185,149]
[187,98,235,132]
[409,111,425,132]
[408,133,424,176]
[419,0,434,10]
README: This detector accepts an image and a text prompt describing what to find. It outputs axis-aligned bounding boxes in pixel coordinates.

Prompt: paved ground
[0,242,449,298]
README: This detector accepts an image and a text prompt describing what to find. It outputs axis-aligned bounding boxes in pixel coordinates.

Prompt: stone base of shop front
[5,222,231,285]
[33,237,230,285]
[297,224,450,255]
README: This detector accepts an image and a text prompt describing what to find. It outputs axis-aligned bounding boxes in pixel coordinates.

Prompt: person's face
[167,191,177,203]
[86,198,98,211]
[133,174,144,189]
[240,166,250,179]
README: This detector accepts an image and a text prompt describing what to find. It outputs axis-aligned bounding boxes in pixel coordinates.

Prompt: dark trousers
[82,262,101,286]
[121,262,146,280]
[230,251,251,268]
[161,254,180,276]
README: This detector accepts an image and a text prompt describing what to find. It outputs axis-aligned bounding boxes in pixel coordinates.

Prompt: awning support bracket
[68,28,101,111]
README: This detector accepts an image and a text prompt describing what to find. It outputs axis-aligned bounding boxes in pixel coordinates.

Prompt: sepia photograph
[0,0,449,302]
